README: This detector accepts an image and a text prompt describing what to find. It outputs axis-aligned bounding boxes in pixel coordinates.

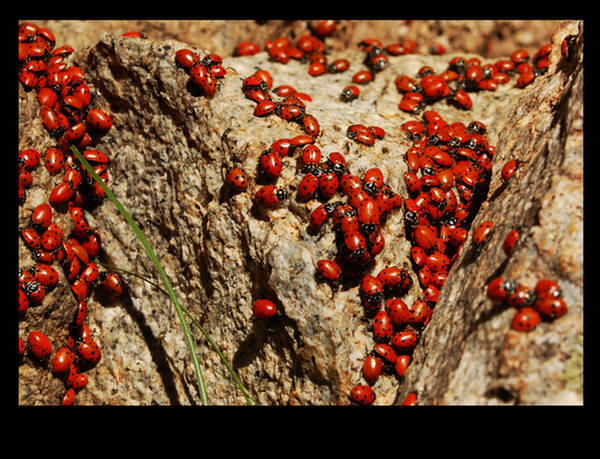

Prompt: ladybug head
[276,189,288,201]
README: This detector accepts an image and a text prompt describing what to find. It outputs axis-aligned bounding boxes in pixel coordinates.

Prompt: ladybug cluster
[395,42,554,114]
[19,22,127,405]
[487,276,568,332]
[235,20,351,81]
[175,48,227,98]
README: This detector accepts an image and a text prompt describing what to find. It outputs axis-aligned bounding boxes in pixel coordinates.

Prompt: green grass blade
[98,262,257,405]
[70,145,208,405]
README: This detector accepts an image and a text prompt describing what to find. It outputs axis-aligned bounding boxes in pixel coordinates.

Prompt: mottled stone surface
[18,20,582,405]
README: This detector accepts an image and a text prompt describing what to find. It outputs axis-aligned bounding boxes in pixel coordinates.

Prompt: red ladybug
[28,331,53,359]
[385,298,411,325]
[21,226,41,250]
[343,230,367,261]
[175,48,200,71]
[316,259,342,283]
[472,220,494,247]
[501,159,518,180]
[535,296,568,319]
[40,229,62,252]
[235,41,260,56]
[52,346,75,373]
[297,173,320,202]
[349,384,375,405]
[318,171,339,199]
[73,300,88,327]
[301,144,322,167]
[86,108,113,132]
[534,279,562,299]
[391,327,419,353]
[49,182,75,206]
[347,124,375,146]
[254,99,276,117]
[408,298,433,326]
[252,299,277,321]
[360,275,384,308]
[309,203,333,229]
[506,285,535,308]
[362,355,383,384]
[255,185,288,208]
[561,35,576,62]
[301,114,320,138]
[100,271,125,296]
[62,388,76,406]
[503,229,519,256]
[511,307,541,332]
[352,70,374,85]
[226,167,249,193]
[373,343,397,367]
[341,85,360,102]
[372,310,394,341]
[377,267,411,291]
[487,277,516,302]
[18,288,29,314]
[76,337,102,364]
[412,224,438,251]
[394,354,412,377]
[33,263,59,289]
[44,147,64,174]
[259,150,283,179]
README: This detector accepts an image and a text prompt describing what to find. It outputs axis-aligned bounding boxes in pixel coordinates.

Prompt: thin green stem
[71,145,208,405]
[99,262,256,405]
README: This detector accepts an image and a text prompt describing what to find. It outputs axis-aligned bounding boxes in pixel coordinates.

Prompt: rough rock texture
[18,20,583,405]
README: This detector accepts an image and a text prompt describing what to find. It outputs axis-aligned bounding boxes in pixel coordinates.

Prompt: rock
[18,20,582,405]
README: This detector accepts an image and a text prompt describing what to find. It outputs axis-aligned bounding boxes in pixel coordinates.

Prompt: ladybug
[472,220,494,248]
[360,275,384,308]
[452,88,472,110]
[487,277,517,302]
[18,148,41,171]
[235,41,260,56]
[347,124,375,146]
[342,230,367,261]
[175,48,200,71]
[352,70,374,85]
[301,144,322,167]
[404,172,422,194]
[40,228,62,252]
[425,251,450,273]
[349,384,375,405]
[511,307,541,332]
[80,262,99,286]
[362,355,383,384]
[373,343,397,368]
[254,99,276,117]
[372,310,394,341]
[363,167,384,193]
[76,337,102,364]
[341,85,360,102]
[70,278,88,302]
[316,259,342,284]
[377,267,411,291]
[86,108,113,132]
[297,173,320,202]
[18,287,29,314]
[73,300,88,327]
[21,226,41,250]
[506,285,535,308]
[308,61,326,76]
[503,229,519,256]
[516,70,535,88]
[535,296,568,319]
[394,354,411,377]
[44,147,64,175]
[408,299,433,326]
[19,336,27,357]
[423,284,440,305]
[259,150,283,179]
[270,138,294,157]
[402,392,418,405]
[255,185,288,208]
[28,331,53,359]
[100,271,125,296]
[252,299,277,321]
[80,231,102,258]
[412,224,438,252]
[49,181,75,206]
[33,263,59,289]
[501,159,518,181]
[24,279,46,304]
[226,167,249,193]
[385,298,410,325]
[301,114,320,138]
[399,94,422,114]
[534,279,562,300]
[309,202,334,229]
[275,103,304,122]
[62,388,76,406]
[52,346,75,373]
[318,172,339,200]
[391,327,419,353]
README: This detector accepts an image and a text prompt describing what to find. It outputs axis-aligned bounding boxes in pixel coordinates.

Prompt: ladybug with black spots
[255,185,288,208]
[226,167,249,193]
